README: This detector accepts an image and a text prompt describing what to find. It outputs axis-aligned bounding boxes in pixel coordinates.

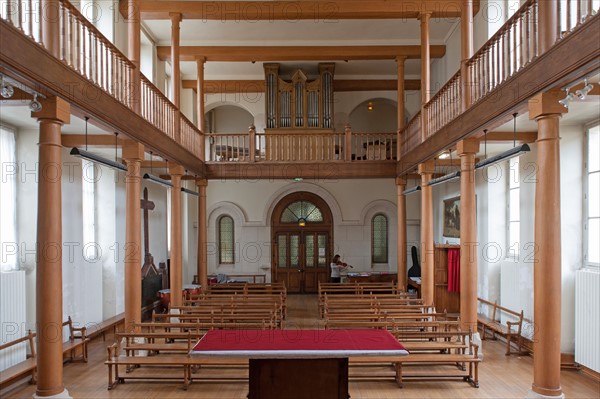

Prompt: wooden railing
[140,74,177,140]
[207,132,400,162]
[467,0,539,105]
[180,114,203,160]
[399,0,598,161]
[423,71,462,139]
[400,112,422,157]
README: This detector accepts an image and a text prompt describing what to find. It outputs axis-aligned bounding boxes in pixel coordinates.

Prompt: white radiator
[575,269,600,372]
[0,270,27,371]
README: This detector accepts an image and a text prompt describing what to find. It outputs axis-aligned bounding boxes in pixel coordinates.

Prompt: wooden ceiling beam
[482,131,538,143]
[157,45,446,62]
[205,162,398,179]
[61,134,125,148]
[120,0,479,20]
[181,79,421,93]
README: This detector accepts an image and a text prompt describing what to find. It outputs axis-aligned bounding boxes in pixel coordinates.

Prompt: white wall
[205,179,411,278]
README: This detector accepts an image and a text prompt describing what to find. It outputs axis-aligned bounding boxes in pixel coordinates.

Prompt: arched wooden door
[272,192,333,294]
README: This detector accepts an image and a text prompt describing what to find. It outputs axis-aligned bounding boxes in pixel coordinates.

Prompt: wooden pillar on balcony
[457,139,479,333]
[396,56,407,159]
[538,0,558,54]
[122,141,144,331]
[196,57,206,160]
[170,13,182,142]
[169,163,185,307]
[419,160,435,306]
[33,97,70,398]
[127,0,141,113]
[396,177,407,291]
[419,12,432,142]
[528,91,566,399]
[196,179,208,290]
[344,124,352,161]
[249,125,256,162]
[460,0,474,111]
[41,0,60,58]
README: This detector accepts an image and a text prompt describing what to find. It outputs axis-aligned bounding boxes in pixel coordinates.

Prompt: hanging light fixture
[402,176,422,196]
[70,117,127,172]
[143,152,173,188]
[428,150,460,187]
[475,113,530,170]
[181,171,199,196]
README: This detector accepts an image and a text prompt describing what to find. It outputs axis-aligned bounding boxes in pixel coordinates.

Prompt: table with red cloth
[190,329,408,399]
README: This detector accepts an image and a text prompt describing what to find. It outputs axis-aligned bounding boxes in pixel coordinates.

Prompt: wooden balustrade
[140,74,177,140]
[423,71,461,139]
[400,112,422,158]
[557,0,598,39]
[180,114,203,160]
[351,133,396,161]
[209,134,251,161]
[257,133,343,162]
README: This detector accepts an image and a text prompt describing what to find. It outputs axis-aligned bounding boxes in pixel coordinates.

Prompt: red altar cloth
[448,248,461,292]
[190,329,407,358]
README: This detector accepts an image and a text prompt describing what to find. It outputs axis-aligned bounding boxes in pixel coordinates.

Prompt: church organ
[264,63,335,130]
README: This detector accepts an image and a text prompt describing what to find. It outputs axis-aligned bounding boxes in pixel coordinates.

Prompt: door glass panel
[290,235,300,268]
[318,234,328,267]
[305,235,315,268]
[278,235,287,268]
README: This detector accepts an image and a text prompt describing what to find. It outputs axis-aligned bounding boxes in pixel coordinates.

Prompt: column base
[33,388,72,399]
[526,389,565,399]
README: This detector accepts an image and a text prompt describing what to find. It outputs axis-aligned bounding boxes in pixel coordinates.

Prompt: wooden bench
[349,342,480,388]
[105,344,248,390]
[477,298,526,355]
[60,316,89,362]
[0,331,37,390]
[85,312,125,341]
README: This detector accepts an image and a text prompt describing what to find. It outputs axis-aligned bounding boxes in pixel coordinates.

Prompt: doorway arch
[271,192,333,293]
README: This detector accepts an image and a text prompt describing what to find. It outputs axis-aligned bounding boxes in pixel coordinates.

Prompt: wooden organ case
[264,63,335,131]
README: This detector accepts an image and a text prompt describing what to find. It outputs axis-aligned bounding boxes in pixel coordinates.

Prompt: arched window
[372,214,388,263]
[218,215,235,264]
[280,200,324,225]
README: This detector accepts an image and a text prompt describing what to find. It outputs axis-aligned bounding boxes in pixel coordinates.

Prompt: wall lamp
[0,74,45,110]
[576,79,594,100]
[560,77,596,108]
[70,118,127,172]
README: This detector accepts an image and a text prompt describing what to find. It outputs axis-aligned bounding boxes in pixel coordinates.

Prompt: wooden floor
[3,295,599,399]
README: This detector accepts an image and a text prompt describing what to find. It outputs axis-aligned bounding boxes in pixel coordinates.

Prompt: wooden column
[396,56,407,159]
[127,0,141,113]
[196,179,208,290]
[419,12,432,142]
[538,0,558,54]
[418,160,435,306]
[33,97,70,398]
[396,177,407,291]
[528,92,566,398]
[122,141,144,331]
[169,163,185,307]
[457,139,479,333]
[196,57,206,161]
[460,0,474,111]
[170,13,182,107]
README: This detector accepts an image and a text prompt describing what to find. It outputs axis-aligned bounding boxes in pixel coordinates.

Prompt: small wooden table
[190,329,407,399]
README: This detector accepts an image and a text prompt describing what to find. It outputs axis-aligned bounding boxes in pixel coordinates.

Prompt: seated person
[330,254,351,283]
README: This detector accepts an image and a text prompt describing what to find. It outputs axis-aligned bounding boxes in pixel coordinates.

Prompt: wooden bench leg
[395,363,403,388]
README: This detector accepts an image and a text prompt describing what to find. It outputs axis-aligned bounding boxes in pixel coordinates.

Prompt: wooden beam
[141,160,168,169]
[483,131,538,143]
[61,134,125,147]
[157,45,446,62]
[205,162,397,179]
[398,14,600,175]
[121,0,479,20]
[182,79,421,93]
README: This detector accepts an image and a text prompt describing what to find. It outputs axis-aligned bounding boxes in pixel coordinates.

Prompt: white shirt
[330,263,345,278]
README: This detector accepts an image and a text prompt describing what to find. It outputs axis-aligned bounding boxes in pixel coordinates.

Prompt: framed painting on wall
[443,196,461,238]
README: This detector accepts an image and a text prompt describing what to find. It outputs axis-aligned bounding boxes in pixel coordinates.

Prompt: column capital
[418,11,432,21]
[529,91,568,120]
[395,56,407,64]
[169,12,182,23]
[395,176,407,186]
[32,97,70,124]
[457,138,480,156]
[121,140,144,161]
[196,56,206,64]
[418,159,435,175]
[195,178,208,188]
[168,162,186,176]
